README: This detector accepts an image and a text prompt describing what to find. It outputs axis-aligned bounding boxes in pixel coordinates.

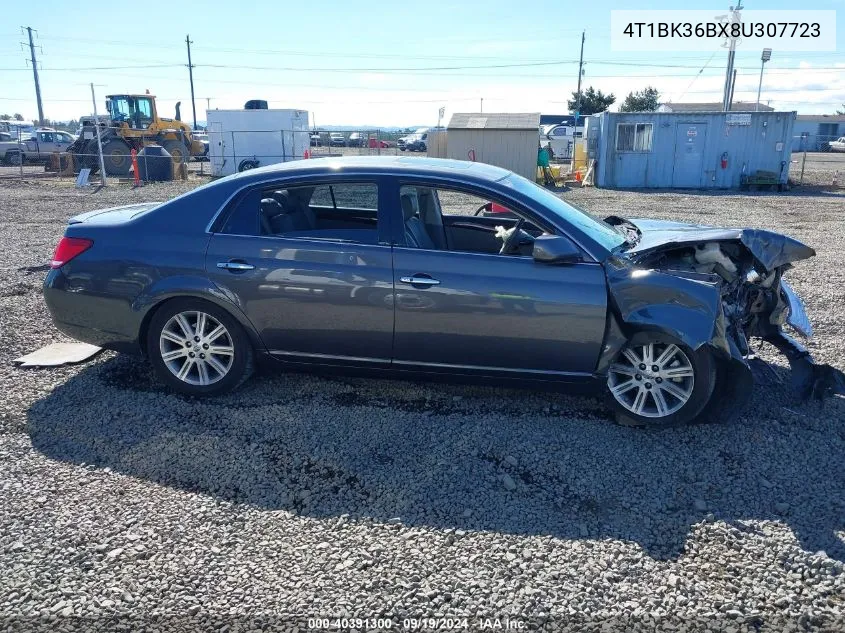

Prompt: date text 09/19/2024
[306,617,526,630]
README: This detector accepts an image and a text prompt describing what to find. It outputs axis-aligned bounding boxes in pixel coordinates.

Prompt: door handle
[400,274,440,287]
[217,261,255,271]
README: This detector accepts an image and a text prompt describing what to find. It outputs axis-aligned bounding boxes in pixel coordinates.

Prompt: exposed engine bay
[635,240,796,356]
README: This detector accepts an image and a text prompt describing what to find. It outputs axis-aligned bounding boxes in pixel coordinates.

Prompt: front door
[205,178,395,366]
[390,184,608,377]
[672,123,707,188]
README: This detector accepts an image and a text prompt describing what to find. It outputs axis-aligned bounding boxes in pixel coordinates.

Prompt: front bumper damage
[601,223,845,421]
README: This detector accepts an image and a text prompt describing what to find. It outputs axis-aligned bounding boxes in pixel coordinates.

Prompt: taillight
[50,237,93,269]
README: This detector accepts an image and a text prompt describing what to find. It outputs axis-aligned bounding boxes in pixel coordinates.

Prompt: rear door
[205,176,395,366]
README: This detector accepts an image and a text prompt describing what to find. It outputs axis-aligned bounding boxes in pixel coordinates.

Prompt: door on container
[672,123,707,188]
[206,176,395,367]
[613,122,653,187]
[208,122,225,175]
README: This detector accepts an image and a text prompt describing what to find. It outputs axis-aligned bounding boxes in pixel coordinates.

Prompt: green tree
[567,86,616,115]
[837,104,845,115]
[619,86,661,112]
[0,114,10,121]
[13,113,24,121]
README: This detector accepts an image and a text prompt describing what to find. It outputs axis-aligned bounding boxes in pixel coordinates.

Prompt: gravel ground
[1,177,844,632]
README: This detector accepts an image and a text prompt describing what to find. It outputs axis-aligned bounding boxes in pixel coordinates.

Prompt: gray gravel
[1,177,845,632]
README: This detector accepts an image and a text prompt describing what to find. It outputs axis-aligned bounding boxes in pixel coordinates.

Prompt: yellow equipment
[68,93,205,176]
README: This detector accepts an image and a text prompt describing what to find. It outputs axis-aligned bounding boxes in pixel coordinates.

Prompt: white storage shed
[446,113,540,180]
[207,108,310,177]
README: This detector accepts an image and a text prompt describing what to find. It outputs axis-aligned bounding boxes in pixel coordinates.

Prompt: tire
[5,150,22,166]
[146,298,254,397]
[605,335,716,427]
[100,138,132,176]
[238,159,259,172]
[162,139,189,165]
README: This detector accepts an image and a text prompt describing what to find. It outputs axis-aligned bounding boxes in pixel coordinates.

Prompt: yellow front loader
[68,93,205,176]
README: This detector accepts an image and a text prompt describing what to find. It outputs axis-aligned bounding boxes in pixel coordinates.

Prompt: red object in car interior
[51,237,93,268]
[490,202,511,214]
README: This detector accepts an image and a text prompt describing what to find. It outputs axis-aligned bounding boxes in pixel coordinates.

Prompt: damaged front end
[606,216,845,414]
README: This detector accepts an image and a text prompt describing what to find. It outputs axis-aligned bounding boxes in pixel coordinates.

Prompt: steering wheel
[499,218,525,255]
[473,202,492,216]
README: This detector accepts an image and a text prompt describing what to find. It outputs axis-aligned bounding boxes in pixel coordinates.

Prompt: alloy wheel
[607,342,695,419]
[159,311,235,386]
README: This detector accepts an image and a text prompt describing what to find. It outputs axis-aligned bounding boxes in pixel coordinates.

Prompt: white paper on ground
[13,342,102,367]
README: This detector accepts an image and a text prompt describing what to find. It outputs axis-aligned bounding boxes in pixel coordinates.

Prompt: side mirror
[532,234,581,265]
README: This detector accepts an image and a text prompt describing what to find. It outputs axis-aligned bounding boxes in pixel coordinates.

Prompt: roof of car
[230,155,513,182]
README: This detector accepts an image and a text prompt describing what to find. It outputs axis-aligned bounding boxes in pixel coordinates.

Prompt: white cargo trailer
[206,108,310,177]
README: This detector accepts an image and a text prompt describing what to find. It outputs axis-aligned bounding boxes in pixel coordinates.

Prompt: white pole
[90,83,107,186]
[755,61,764,112]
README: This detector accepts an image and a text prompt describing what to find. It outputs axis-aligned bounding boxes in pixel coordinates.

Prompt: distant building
[658,102,775,113]
[792,114,845,151]
[540,114,581,126]
[446,113,540,180]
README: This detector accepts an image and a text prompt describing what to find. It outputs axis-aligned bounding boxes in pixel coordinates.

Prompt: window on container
[616,123,653,152]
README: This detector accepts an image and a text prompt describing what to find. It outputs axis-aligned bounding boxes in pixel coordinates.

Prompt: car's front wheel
[606,337,716,426]
[147,299,254,396]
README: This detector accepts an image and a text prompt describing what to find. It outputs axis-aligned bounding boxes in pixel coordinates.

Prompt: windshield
[501,175,626,252]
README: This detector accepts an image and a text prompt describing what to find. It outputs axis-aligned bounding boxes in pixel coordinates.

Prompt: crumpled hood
[624,218,816,271]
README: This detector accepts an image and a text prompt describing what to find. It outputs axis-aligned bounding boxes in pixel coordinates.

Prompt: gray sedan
[43,157,840,426]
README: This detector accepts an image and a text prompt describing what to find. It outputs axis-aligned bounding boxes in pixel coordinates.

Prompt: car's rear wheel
[147,299,254,396]
[606,336,716,427]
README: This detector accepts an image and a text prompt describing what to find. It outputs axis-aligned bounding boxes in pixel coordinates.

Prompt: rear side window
[218,181,379,244]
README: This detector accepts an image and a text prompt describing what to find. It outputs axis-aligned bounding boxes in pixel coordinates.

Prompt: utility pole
[721,1,743,111]
[480,97,483,113]
[90,83,107,186]
[24,27,44,125]
[575,30,585,120]
[728,68,737,110]
[186,35,197,130]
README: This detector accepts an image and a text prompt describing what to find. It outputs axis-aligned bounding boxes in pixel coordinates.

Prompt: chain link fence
[0,126,434,184]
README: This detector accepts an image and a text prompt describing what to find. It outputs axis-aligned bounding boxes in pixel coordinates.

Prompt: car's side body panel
[391,247,607,375]
[206,235,395,366]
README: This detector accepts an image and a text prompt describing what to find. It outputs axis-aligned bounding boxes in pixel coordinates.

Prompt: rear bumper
[43,270,143,355]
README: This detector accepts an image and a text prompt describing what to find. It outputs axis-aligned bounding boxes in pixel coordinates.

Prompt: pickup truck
[829,137,845,153]
[0,129,76,165]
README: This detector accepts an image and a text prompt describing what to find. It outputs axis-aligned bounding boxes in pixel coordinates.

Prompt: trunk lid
[68,202,162,226]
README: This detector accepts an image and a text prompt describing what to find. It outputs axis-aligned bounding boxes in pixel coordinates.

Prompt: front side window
[39,132,54,143]
[220,181,379,245]
[399,184,546,257]
[616,123,653,152]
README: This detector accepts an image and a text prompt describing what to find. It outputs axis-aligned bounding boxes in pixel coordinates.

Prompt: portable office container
[593,110,796,189]
[207,108,310,178]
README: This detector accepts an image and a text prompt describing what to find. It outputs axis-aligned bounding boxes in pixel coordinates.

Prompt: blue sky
[0,0,842,127]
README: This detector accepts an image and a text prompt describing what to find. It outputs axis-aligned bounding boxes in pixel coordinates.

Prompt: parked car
[43,156,841,426]
[0,127,75,165]
[310,133,321,147]
[191,132,210,161]
[347,132,364,147]
[329,133,346,147]
[829,137,845,152]
[404,128,429,152]
[368,137,390,149]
